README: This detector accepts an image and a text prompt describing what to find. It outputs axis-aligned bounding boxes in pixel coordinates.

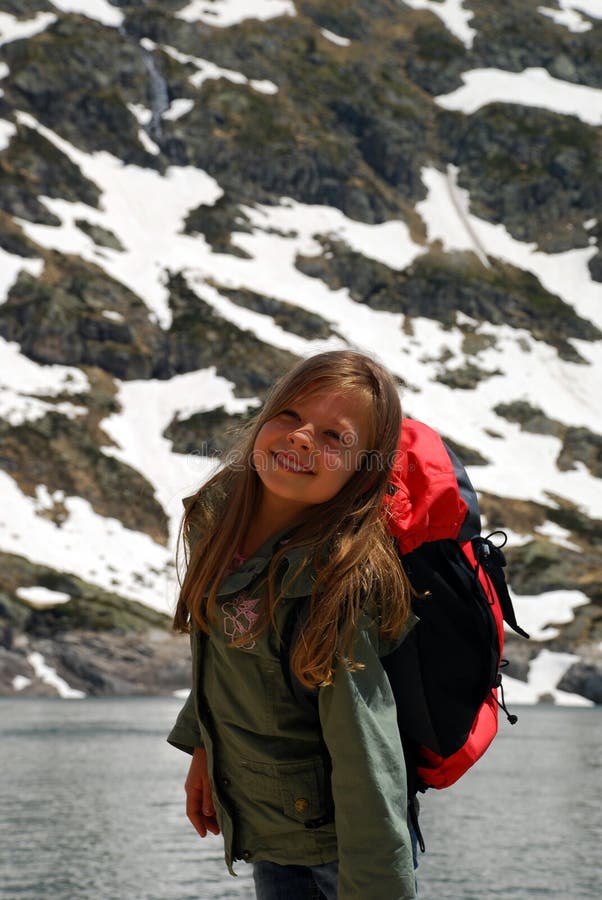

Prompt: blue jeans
[253,860,338,900]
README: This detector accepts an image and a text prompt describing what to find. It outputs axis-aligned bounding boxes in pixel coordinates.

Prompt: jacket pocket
[239,756,333,827]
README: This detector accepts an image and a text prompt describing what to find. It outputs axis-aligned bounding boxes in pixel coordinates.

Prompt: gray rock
[0,630,191,697]
[557,659,602,705]
[184,194,254,258]
[495,402,602,478]
[295,241,600,360]
[75,220,125,251]
[0,252,167,380]
[164,405,252,457]
[217,285,334,341]
[444,105,601,254]
[167,271,298,396]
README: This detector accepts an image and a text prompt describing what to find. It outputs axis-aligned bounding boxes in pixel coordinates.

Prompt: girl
[168,350,417,900]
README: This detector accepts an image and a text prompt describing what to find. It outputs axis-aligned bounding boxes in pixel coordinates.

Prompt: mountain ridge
[0,0,600,704]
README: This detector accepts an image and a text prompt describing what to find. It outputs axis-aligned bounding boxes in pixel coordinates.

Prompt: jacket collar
[214,529,316,599]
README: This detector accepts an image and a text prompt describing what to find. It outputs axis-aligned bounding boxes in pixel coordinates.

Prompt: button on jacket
[168,529,417,900]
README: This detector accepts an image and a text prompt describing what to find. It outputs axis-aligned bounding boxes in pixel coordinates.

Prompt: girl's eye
[280,409,299,420]
[324,430,341,442]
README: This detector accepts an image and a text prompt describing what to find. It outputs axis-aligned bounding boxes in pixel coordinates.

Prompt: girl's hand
[185,747,220,838]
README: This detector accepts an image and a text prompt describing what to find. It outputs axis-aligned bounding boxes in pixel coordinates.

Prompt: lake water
[1,698,600,899]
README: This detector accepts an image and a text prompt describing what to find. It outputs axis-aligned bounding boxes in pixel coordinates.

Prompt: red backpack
[284,419,528,849]
[381,420,528,846]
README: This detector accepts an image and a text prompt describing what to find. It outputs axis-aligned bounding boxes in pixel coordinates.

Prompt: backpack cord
[485,529,508,548]
[493,666,518,725]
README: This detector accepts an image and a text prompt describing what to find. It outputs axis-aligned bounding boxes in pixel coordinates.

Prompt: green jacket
[168,531,417,899]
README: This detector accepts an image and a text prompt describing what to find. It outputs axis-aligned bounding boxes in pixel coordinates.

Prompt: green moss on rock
[468,1,602,90]
[0,1,52,16]
[0,212,41,258]
[0,123,100,224]
[0,550,169,636]
[443,105,601,253]
[2,16,156,162]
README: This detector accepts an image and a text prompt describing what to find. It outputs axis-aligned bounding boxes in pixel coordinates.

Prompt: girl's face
[252,388,372,513]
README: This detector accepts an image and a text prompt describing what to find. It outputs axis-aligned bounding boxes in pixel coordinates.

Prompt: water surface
[1,698,599,899]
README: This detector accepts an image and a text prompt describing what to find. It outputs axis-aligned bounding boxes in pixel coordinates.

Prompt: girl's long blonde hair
[173,350,412,688]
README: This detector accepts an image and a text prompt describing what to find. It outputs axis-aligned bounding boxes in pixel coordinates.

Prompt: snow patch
[127,104,153,126]
[185,275,341,357]
[0,470,174,613]
[16,586,71,607]
[402,0,476,48]
[320,29,351,47]
[417,164,489,266]
[47,0,123,28]
[137,128,160,156]
[0,394,87,427]
[503,649,593,706]
[162,99,195,121]
[244,199,425,271]
[12,675,32,692]
[473,327,602,433]
[436,67,602,126]
[508,589,590,641]
[148,40,279,94]
[0,337,89,396]
[35,485,66,512]
[102,309,125,323]
[0,11,57,46]
[534,521,582,552]
[176,0,296,27]
[0,119,17,152]
[27,651,86,699]
[14,112,223,330]
[538,0,602,32]
[417,165,602,332]
[0,337,89,426]
[100,368,261,546]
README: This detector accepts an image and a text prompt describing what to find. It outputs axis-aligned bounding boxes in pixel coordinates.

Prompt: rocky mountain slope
[0,0,601,702]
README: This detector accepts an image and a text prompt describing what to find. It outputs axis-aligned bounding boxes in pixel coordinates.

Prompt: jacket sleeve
[167,627,204,755]
[318,620,416,900]
[167,690,204,754]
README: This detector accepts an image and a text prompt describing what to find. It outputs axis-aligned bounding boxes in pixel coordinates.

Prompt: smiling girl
[169,350,416,899]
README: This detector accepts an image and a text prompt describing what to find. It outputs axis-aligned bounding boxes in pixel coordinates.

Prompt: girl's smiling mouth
[272,452,315,475]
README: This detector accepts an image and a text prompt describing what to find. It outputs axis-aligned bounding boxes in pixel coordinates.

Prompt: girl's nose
[287,427,314,450]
